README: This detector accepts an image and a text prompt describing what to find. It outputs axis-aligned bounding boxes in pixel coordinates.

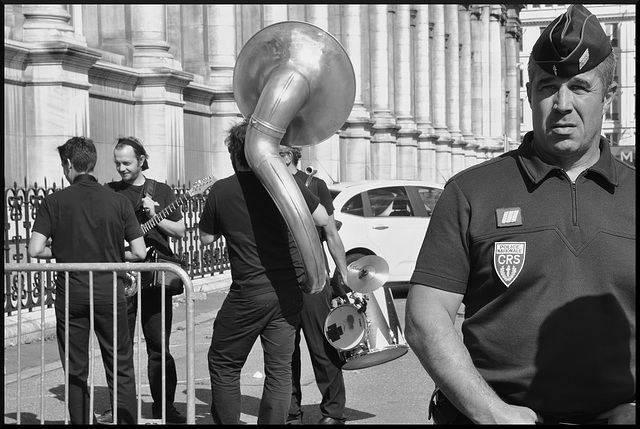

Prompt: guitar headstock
[186,175,217,197]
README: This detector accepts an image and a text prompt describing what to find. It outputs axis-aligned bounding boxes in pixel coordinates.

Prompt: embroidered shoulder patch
[496,207,523,228]
[494,242,526,288]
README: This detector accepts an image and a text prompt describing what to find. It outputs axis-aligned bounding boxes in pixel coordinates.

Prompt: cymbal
[346,255,390,293]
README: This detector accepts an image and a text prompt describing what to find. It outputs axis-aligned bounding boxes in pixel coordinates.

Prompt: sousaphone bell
[233,22,356,294]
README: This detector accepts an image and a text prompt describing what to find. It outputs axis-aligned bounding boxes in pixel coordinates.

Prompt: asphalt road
[4,285,455,425]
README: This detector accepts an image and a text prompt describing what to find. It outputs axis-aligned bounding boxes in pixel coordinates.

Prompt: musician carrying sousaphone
[198,21,357,425]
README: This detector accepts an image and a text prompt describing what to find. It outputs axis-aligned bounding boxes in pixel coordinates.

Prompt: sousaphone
[234,21,356,294]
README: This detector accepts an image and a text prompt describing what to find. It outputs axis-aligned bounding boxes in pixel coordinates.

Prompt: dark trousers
[290,282,347,421]
[208,290,302,424]
[55,298,137,424]
[127,287,178,410]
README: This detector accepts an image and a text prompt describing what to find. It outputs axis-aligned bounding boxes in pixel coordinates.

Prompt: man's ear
[602,82,617,115]
[66,159,73,169]
[526,82,532,107]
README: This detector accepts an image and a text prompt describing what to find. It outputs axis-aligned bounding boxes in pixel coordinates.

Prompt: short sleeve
[410,180,471,294]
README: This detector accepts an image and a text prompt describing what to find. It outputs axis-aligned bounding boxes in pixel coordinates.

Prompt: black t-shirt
[293,170,334,242]
[199,171,320,297]
[105,179,183,256]
[32,174,143,303]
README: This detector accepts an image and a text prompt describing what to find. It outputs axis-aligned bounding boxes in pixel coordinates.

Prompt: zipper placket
[570,181,578,225]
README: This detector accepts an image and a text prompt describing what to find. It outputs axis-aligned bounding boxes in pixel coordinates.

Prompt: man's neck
[124,175,146,186]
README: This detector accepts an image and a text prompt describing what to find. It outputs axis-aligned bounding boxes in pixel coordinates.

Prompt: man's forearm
[407,302,510,423]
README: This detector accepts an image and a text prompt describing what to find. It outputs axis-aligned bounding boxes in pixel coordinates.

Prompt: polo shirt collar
[72,173,98,185]
[517,131,619,187]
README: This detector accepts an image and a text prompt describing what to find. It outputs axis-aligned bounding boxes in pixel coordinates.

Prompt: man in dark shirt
[28,136,147,424]
[405,5,635,424]
[101,136,187,424]
[279,145,350,425]
[199,119,330,424]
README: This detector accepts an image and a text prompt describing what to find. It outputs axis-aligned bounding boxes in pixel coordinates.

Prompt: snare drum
[337,287,409,370]
[323,304,367,351]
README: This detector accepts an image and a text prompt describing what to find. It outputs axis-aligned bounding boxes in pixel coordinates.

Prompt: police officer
[405,4,635,425]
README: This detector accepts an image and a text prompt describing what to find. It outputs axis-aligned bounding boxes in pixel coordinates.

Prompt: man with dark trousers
[199,120,330,425]
[28,136,147,424]
[98,136,187,424]
[279,145,351,425]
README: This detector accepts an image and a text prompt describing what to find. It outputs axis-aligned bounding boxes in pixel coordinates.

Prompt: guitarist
[99,136,187,424]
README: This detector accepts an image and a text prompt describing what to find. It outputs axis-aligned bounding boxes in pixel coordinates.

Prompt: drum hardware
[346,255,390,293]
[324,287,409,370]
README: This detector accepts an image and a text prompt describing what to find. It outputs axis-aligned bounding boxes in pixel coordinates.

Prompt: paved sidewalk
[4,272,232,349]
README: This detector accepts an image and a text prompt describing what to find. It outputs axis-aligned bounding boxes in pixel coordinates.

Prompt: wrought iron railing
[4,178,230,315]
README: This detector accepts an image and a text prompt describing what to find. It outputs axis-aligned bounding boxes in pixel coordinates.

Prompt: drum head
[342,345,409,370]
[324,305,367,351]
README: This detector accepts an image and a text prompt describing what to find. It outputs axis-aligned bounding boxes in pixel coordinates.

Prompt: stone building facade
[5,4,592,188]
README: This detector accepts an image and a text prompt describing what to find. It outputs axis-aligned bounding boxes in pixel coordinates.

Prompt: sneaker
[152,404,187,423]
[95,409,113,425]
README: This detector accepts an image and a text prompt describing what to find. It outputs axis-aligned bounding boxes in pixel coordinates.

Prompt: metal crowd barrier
[4,262,196,425]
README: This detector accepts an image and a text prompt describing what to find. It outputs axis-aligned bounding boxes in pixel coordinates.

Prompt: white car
[326,179,444,287]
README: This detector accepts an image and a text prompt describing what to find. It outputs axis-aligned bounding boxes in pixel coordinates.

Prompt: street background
[5,282,463,425]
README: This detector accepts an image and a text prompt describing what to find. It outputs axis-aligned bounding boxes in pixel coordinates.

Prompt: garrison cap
[531,4,612,78]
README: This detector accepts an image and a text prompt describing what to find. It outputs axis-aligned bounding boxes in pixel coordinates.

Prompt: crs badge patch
[494,242,526,288]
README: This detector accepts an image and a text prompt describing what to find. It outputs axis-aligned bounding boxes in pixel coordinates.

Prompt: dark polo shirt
[199,171,320,298]
[32,174,143,303]
[411,132,635,415]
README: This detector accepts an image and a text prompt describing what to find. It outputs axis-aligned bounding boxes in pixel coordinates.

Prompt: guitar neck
[141,194,189,235]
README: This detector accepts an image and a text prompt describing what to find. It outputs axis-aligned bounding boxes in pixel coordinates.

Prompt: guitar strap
[140,178,157,209]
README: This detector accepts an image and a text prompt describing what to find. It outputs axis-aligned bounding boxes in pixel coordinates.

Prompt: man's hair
[289,147,302,166]
[528,50,617,94]
[57,136,97,172]
[114,136,149,170]
[225,119,249,169]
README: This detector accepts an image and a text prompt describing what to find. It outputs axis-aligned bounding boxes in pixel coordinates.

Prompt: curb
[4,272,231,349]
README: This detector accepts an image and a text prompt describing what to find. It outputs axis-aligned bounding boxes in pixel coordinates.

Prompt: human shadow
[524,294,633,414]
[192,387,375,424]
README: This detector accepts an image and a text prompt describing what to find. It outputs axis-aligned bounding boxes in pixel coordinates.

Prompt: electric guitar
[124,175,217,297]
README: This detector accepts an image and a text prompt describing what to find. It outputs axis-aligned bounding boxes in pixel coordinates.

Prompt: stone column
[430,4,452,184]
[95,5,132,64]
[470,6,485,162]
[130,5,179,69]
[445,5,465,175]
[394,5,420,180]
[445,5,462,143]
[414,4,439,183]
[207,5,235,90]
[480,5,491,153]
[369,4,399,180]
[263,4,288,27]
[207,5,240,177]
[133,71,193,185]
[340,4,373,182]
[129,6,190,184]
[459,5,478,168]
[489,5,504,147]
[22,4,86,45]
[505,5,523,148]
[179,5,209,78]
